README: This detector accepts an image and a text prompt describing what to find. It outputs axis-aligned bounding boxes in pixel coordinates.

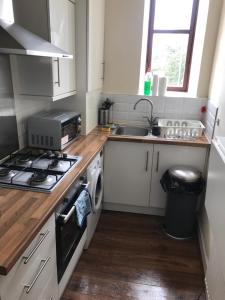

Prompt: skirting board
[103,202,165,216]
[198,221,210,300]
[198,220,208,273]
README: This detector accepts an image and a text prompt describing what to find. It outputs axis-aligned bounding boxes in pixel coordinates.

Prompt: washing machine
[85,150,103,249]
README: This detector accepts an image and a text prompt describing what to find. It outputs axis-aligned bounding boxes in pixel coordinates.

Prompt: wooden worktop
[0,127,210,276]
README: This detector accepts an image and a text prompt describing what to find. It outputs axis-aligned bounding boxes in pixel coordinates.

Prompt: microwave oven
[28,110,82,150]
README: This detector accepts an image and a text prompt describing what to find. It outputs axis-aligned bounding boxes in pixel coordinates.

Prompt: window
[146,0,199,91]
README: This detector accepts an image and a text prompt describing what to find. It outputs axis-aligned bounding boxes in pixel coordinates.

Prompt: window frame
[146,0,199,92]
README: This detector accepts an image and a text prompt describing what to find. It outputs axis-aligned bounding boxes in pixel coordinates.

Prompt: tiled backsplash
[102,93,207,126]
[203,100,218,141]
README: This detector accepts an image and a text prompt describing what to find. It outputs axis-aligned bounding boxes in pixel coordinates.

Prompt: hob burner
[49,159,59,168]
[0,168,11,177]
[30,172,48,183]
[16,154,33,166]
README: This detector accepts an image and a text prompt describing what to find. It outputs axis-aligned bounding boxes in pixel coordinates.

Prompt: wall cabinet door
[50,0,76,97]
[150,144,207,209]
[11,0,76,101]
[87,0,105,92]
[104,141,153,207]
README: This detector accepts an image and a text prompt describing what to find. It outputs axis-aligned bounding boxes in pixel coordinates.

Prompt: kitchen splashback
[102,93,207,126]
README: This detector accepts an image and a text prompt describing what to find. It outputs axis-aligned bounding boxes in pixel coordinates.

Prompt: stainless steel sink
[113,126,149,136]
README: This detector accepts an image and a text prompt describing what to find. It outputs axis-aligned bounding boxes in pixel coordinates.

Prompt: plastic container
[161,166,205,239]
[144,72,152,96]
[158,77,167,96]
[152,74,159,96]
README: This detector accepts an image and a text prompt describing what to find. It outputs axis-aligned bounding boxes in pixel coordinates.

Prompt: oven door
[61,116,81,147]
[56,193,86,282]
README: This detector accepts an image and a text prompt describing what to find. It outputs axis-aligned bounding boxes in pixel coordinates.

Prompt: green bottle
[144,72,152,96]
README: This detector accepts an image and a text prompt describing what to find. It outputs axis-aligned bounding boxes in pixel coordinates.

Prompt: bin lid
[168,166,201,183]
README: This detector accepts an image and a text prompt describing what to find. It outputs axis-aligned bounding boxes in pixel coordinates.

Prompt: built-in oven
[55,174,88,282]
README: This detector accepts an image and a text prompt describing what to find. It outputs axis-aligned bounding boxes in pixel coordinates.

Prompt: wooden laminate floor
[61,211,206,300]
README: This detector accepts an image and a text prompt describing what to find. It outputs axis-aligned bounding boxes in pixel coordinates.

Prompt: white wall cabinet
[150,144,207,209]
[11,0,76,101]
[87,0,105,91]
[104,141,153,207]
[0,215,58,300]
[104,141,207,212]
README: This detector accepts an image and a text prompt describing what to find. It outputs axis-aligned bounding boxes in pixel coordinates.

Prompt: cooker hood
[0,18,73,58]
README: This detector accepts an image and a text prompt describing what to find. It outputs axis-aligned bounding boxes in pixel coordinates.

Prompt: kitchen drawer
[22,214,55,264]
[0,214,58,300]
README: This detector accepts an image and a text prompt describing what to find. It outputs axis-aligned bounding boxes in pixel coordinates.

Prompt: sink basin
[113,126,149,136]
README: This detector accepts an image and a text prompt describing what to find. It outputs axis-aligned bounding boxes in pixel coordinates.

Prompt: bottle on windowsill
[144,72,152,96]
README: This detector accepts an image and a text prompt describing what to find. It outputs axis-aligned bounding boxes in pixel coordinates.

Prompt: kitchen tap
[133,98,155,130]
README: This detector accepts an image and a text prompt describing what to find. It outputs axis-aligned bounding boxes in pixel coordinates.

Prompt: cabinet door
[150,144,207,209]
[50,0,76,97]
[87,0,105,91]
[11,0,76,100]
[104,141,153,207]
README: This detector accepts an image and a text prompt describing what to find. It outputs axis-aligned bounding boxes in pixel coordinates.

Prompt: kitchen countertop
[0,127,210,275]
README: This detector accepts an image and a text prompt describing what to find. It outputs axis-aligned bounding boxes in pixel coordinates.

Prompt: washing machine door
[92,167,103,212]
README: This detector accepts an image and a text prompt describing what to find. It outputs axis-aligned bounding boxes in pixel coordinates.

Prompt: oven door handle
[60,205,76,224]
[82,181,90,189]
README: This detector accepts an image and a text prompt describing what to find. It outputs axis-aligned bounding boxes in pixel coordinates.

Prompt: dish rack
[158,119,205,139]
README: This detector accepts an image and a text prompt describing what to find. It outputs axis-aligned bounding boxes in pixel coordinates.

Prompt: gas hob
[0,148,82,193]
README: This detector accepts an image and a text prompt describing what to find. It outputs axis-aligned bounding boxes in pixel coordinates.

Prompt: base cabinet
[104,141,153,207]
[0,215,58,300]
[104,141,207,212]
[150,144,207,209]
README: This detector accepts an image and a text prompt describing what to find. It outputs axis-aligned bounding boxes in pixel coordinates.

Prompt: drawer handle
[23,230,50,264]
[24,257,51,294]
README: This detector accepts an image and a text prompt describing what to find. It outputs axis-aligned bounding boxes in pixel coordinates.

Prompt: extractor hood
[0,18,73,58]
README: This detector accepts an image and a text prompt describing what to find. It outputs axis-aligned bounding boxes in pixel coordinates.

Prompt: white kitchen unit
[0,215,58,300]
[204,138,225,299]
[87,0,105,91]
[104,141,154,207]
[10,0,76,101]
[150,144,208,209]
[104,141,208,215]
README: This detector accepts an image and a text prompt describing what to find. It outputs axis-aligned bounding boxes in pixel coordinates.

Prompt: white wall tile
[103,92,208,124]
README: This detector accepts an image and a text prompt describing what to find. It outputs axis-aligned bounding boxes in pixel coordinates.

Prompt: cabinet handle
[101,62,105,80]
[156,151,160,172]
[145,151,149,172]
[23,230,50,264]
[24,257,51,294]
[54,58,61,87]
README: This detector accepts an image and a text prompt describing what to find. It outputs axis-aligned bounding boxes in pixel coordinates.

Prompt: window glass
[154,0,193,30]
[151,34,189,87]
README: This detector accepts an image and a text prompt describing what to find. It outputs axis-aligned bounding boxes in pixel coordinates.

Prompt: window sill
[138,91,204,99]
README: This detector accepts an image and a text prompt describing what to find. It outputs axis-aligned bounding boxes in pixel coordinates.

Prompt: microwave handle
[60,205,76,224]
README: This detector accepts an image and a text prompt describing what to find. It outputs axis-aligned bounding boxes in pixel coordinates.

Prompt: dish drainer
[158,119,205,139]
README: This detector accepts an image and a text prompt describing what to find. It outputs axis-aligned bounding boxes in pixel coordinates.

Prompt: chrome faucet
[133,98,154,129]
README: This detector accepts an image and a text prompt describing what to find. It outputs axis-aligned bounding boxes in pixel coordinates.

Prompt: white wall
[103,0,145,94]
[208,0,225,136]
[196,0,223,98]
[103,0,221,98]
